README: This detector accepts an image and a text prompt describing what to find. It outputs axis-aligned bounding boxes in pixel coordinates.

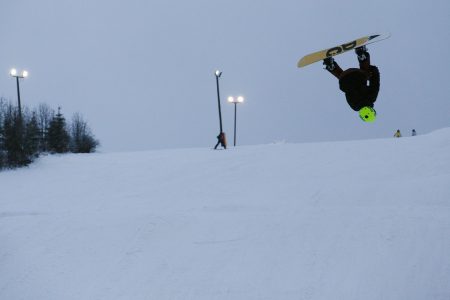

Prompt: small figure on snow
[214,132,227,150]
[412,129,417,136]
[323,45,380,122]
[394,129,402,138]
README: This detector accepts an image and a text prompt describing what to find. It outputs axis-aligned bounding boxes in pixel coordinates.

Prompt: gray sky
[1,0,449,151]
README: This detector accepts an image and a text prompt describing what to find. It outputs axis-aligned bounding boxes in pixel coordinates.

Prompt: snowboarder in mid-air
[323,45,380,122]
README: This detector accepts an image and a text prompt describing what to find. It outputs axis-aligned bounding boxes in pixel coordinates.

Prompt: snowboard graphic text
[326,41,357,57]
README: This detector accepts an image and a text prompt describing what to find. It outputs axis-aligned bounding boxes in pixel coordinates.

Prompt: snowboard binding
[323,57,336,71]
[355,45,369,62]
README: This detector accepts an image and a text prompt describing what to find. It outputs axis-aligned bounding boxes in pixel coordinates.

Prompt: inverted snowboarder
[323,45,380,122]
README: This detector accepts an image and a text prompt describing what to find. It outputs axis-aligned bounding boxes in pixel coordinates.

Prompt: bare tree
[36,103,54,152]
[69,112,99,153]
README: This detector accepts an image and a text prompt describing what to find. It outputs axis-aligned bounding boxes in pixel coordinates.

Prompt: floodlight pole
[15,76,22,119]
[10,69,27,119]
[233,102,237,146]
[227,96,244,147]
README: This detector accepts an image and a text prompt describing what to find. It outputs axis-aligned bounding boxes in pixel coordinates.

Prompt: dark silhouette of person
[214,132,227,150]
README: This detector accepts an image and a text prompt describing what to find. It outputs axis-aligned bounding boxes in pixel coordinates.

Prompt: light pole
[215,70,223,133]
[213,70,228,149]
[227,96,244,147]
[10,68,28,119]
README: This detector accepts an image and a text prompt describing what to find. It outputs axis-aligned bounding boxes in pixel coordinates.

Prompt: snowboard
[297,33,391,68]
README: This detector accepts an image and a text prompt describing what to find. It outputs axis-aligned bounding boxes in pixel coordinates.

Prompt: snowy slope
[1,129,450,300]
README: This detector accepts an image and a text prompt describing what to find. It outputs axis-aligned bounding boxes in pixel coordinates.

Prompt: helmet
[359,106,376,122]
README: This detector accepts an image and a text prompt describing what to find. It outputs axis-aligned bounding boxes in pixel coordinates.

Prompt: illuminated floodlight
[10,68,28,78]
[228,96,245,103]
[215,70,222,77]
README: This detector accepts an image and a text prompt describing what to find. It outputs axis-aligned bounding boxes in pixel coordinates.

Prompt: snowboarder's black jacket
[338,65,380,111]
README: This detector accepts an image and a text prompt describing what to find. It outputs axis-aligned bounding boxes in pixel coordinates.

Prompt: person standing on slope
[394,129,402,138]
[323,45,380,122]
[214,132,227,150]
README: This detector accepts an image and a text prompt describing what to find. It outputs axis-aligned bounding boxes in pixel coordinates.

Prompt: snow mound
[1,129,450,300]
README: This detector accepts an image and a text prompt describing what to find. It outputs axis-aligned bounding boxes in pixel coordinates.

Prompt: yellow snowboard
[297,34,390,68]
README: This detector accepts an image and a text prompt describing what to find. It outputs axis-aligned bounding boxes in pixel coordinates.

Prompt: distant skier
[214,132,227,150]
[323,45,380,122]
[412,129,417,136]
[394,129,402,138]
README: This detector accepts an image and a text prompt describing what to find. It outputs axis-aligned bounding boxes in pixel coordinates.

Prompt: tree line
[0,97,98,170]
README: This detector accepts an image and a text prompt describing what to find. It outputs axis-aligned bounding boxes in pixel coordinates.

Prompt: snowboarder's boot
[323,57,336,71]
[355,45,370,62]
[323,57,343,78]
[355,45,371,70]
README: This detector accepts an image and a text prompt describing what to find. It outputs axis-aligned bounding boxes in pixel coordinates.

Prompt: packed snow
[1,129,450,300]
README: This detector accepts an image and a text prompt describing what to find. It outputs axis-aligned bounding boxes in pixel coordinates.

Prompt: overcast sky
[1,0,449,151]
